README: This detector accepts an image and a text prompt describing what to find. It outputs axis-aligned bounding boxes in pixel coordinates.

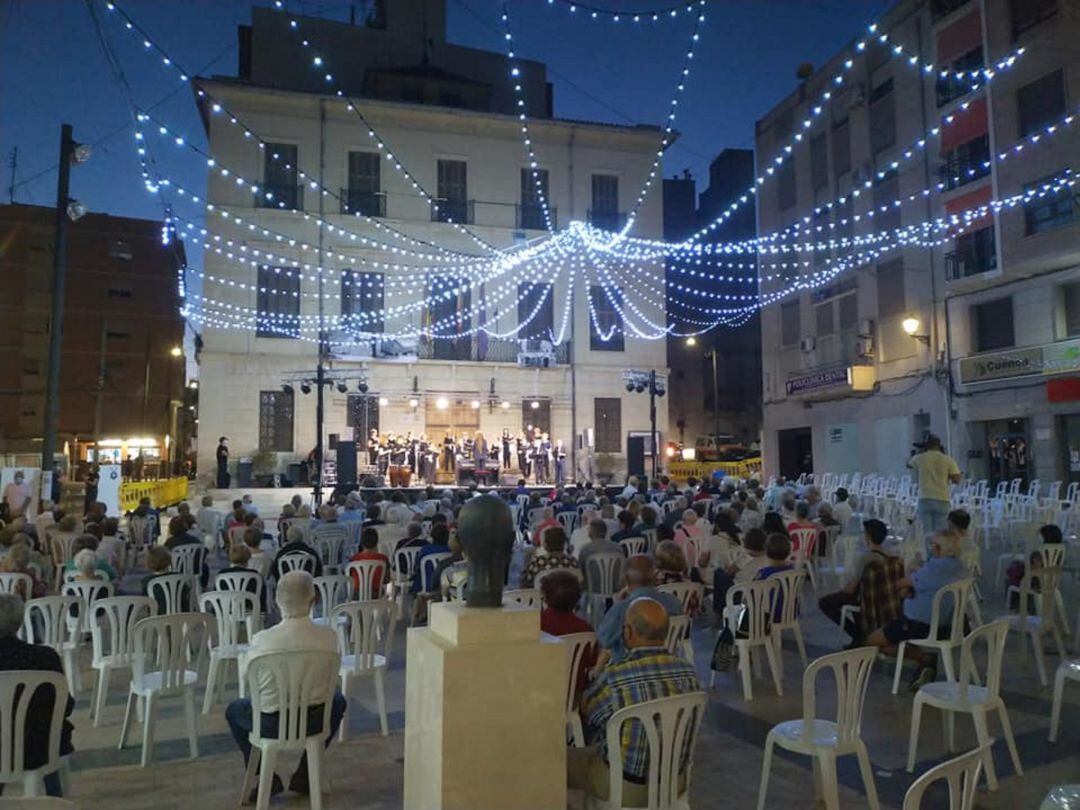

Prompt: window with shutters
[816,301,835,336]
[781,300,800,346]
[594,398,622,453]
[1011,0,1057,39]
[1063,283,1080,337]
[517,282,554,341]
[1023,170,1077,235]
[832,117,851,178]
[869,78,896,154]
[256,265,301,338]
[341,270,384,335]
[519,168,551,229]
[874,169,900,232]
[589,284,624,351]
[972,297,1015,352]
[436,159,469,223]
[810,133,828,190]
[345,151,383,216]
[259,390,294,452]
[877,260,906,320]
[1018,70,1066,137]
[590,175,621,230]
[261,143,300,209]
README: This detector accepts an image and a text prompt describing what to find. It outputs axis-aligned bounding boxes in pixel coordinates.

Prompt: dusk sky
[2,0,890,234]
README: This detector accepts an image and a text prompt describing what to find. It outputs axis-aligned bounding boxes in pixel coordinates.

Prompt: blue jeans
[226,693,347,769]
[917,498,950,534]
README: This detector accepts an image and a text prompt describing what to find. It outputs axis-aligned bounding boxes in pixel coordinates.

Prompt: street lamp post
[623,369,666,481]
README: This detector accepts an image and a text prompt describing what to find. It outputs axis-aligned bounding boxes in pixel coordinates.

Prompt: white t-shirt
[832,501,853,529]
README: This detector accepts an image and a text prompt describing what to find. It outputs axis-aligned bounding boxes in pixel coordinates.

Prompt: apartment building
[192,1,669,483]
[0,204,187,471]
[757,0,1079,487]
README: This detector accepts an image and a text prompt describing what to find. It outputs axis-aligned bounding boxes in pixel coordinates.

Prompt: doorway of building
[985,418,1030,491]
[777,427,813,480]
[1059,415,1080,486]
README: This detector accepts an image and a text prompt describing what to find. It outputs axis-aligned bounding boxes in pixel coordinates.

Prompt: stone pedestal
[404,602,568,810]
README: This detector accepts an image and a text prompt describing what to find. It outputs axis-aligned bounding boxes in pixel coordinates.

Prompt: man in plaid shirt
[569,598,701,804]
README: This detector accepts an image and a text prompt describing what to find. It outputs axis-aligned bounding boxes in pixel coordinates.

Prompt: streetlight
[902,315,930,344]
[169,346,182,358]
[685,336,697,347]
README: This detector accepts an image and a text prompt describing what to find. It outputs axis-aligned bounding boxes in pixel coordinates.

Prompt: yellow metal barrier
[668,458,762,483]
[120,477,190,513]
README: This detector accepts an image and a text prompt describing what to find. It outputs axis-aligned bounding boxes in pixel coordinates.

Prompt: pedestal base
[404,602,568,810]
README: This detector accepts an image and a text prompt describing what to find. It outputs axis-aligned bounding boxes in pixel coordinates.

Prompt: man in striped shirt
[569,597,701,805]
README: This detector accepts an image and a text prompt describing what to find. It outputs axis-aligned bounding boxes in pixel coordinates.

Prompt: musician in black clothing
[443,432,456,472]
[501,430,512,469]
[517,432,530,479]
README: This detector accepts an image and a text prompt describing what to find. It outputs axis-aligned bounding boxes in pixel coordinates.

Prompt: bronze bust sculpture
[457,494,515,607]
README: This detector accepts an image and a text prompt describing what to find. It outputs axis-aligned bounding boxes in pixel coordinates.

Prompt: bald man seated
[569,597,701,806]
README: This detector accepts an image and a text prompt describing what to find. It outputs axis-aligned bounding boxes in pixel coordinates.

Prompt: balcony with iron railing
[417,335,571,364]
[936,48,985,107]
[931,0,972,22]
[945,227,997,280]
[431,198,474,225]
[588,210,627,231]
[255,183,304,210]
[939,135,991,192]
[339,189,386,217]
[516,203,557,231]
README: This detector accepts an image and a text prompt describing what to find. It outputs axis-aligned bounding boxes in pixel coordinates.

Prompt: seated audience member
[384,492,413,526]
[362,505,385,528]
[817,519,901,645]
[163,515,209,587]
[1005,523,1063,599]
[786,501,818,542]
[596,556,682,667]
[141,546,192,613]
[0,593,75,798]
[245,527,272,576]
[338,496,364,523]
[531,507,560,547]
[540,570,593,637]
[866,531,967,690]
[610,510,642,545]
[219,543,267,613]
[711,527,770,616]
[754,533,795,619]
[196,494,221,539]
[521,526,582,589]
[740,498,763,531]
[348,527,390,594]
[226,501,247,531]
[0,541,47,599]
[817,503,840,528]
[947,509,978,570]
[395,522,427,552]
[226,571,346,799]
[578,520,622,588]
[570,597,700,806]
[654,540,689,585]
[569,509,598,558]
[439,543,470,602]
[63,534,117,582]
[413,524,452,593]
[632,505,658,536]
[832,487,854,529]
[98,517,125,573]
[271,525,323,581]
[761,511,789,539]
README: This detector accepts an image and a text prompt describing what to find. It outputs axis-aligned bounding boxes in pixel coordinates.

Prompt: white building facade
[192,6,669,486]
[756,0,1080,488]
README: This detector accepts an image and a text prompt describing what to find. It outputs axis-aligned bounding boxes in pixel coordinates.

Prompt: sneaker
[908,666,936,692]
[248,773,284,803]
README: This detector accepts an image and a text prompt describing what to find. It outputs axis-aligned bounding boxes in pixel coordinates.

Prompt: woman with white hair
[0,593,75,797]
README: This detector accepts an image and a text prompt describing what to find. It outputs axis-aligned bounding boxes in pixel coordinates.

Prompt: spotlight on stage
[436,396,449,410]
[655,386,666,397]
[530,400,540,410]
[408,397,420,408]
[626,382,635,392]
[335,380,348,394]
[378,396,389,407]
[500,400,510,409]
[358,380,369,393]
[470,399,481,409]
[300,381,312,394]
[634,383,645,394]
[281,383,294,394]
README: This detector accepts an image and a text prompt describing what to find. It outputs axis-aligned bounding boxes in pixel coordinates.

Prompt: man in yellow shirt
[907,435,962,533]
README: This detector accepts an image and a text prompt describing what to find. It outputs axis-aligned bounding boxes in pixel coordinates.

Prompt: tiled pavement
[46,491,1080,807]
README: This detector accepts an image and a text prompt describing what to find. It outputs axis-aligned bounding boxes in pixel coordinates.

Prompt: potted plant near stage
[251,449,280,487]
[594,452,617,486]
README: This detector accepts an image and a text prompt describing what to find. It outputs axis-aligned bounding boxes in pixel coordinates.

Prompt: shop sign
[959,338,1080,384]
[786,367,849,396]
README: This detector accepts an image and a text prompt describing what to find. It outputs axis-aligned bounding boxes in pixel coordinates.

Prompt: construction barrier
[668,458,762,483]
[120,477,189,513]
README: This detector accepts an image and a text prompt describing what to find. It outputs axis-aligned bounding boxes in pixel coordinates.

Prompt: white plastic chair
[556,510,578,535]
[393,546,422,622]
[584,551,624,627]
[216,570,265,617]
[502,588,541,608]
[88,596,155,726]
[0,670,69,797]
[788,527,820,591]
[901,742,990,810]
[332,600,395,741]
[313,525,347,574]
[0,572,32,597]
[118,612,211,766]
[201,590,259,714]
[891,579,974,695]
[419,552,452,594]
[238,652,339,810]
[1047,657,1080,743]
[169,543,206,581]
[49,533,79,591]
[769,569,808,671]
[712,580,783,702]
[278,551,318,577]
[1006,566,1068,686]
[656,582,704,619]
[619,535,648,557]
[561,632,597,748]
[642,528,659,553]
[665,615,693,663]
[22,596,82,696]
[146,573,197,615]
[312,575,353,625]
[757,647,879,810]
[1004,544,1069,633]
[586,692,707,810]
[61,580,114,638]
[906,620,1021,791]
[345,559,390,602]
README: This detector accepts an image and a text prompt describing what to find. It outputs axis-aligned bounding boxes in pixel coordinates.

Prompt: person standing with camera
[907,434,961,533]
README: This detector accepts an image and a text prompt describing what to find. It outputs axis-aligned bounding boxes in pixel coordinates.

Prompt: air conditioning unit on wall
[799,336,816,352]
[855,337,875,357]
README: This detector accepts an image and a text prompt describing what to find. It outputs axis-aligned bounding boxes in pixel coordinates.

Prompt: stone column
[404,602,568,810]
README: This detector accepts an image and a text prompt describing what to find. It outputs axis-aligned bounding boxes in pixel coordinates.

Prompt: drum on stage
[389,465,412,487]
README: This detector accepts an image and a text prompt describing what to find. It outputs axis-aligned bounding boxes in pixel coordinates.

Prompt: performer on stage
[554,439,567,486]
[501,429,512,470]
[517,431,531,480]
[474,430,489,470]
[420,435,438,484]
[442,431,456,472]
